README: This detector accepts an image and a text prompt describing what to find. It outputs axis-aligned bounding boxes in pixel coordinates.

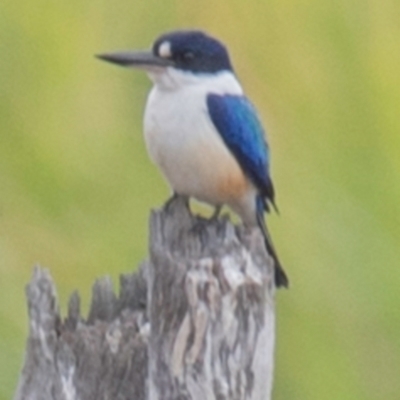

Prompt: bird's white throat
[147,67,243,94]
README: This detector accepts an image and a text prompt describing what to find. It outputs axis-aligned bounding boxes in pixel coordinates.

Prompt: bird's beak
[96,50,174,68]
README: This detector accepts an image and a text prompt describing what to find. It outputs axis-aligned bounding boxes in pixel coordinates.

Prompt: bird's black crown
[153,30,233,74]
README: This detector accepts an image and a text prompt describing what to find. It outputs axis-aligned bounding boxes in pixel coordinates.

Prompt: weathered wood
[14,199,276,400]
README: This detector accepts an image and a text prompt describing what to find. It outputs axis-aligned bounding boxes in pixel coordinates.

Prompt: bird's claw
[209,205,222,221]
[163,193,190,213]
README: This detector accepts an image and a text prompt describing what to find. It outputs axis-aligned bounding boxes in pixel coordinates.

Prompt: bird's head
[97,30,234,87]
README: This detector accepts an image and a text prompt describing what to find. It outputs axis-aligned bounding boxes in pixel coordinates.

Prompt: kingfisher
[97,30,288,288]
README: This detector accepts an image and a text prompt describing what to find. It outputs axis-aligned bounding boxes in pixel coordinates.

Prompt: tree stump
[14,198,276,400]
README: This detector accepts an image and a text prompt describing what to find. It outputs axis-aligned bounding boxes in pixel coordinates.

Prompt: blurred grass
[1,0,400,399]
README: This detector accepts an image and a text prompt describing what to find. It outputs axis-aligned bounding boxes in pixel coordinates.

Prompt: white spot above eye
[158,41,172,58]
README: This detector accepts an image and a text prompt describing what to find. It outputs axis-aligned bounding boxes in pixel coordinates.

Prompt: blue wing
[207,94,275,209]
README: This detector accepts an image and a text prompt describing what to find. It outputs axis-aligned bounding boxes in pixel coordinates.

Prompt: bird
[97,30,288,288]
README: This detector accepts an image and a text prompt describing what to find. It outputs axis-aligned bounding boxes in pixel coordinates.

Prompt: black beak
[96,50,174,68]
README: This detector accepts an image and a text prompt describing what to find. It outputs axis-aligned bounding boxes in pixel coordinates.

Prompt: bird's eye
[183,51,195,61]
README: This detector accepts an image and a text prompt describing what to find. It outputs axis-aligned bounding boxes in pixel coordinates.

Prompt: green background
[1,1,399,399]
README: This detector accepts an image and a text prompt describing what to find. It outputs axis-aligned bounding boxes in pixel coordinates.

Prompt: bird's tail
[256,197,289,288]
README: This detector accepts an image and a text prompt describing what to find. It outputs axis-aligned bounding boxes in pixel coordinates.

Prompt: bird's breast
[143,85,252,206]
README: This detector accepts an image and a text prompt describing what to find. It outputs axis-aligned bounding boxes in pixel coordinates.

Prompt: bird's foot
[163,192,190,214]
[209,205,222,221]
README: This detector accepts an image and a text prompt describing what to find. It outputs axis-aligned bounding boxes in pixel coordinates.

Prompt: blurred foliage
[1,0,400,399]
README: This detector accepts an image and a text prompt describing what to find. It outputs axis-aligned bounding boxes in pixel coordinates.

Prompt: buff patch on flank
[217,169,250,201]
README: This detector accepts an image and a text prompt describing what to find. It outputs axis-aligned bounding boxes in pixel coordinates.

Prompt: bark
[14,198,276,400]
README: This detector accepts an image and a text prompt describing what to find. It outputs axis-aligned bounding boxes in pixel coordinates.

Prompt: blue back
[207,94,275,207]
